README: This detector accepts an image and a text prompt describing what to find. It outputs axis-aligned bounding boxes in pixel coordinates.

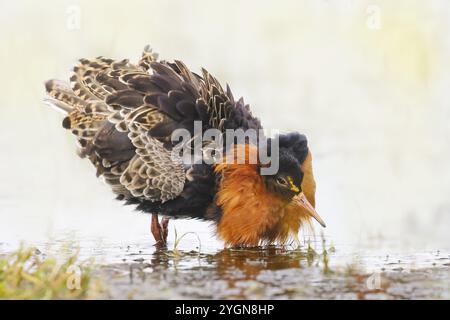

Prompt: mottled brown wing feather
[45,45,262,204]
[121,127,185,202]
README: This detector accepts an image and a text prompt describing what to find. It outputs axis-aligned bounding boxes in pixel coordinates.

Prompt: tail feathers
[44,96,73,114]
[44,47,159,158]
[44,79,108,152]
[44,79,87,114]
[45,45,158,116]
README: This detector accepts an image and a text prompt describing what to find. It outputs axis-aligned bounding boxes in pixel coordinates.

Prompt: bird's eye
[276,177,288,186]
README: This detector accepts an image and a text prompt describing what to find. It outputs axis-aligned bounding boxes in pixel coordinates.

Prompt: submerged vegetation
[0,246,99,299]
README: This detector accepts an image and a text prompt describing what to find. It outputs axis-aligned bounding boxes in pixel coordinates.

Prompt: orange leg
[161,217,169,243]
[151,214,169,246]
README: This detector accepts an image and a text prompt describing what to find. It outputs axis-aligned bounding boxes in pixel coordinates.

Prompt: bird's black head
[262,148,304,200]
[261,132,309,200]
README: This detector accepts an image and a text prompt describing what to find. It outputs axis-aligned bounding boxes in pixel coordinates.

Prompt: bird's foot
[151,214,169,247]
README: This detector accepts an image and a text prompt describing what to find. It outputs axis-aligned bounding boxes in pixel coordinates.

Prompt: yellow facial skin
[287,176,299,193]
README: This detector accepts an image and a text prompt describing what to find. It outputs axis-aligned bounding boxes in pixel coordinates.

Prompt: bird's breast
[215,164,287,247]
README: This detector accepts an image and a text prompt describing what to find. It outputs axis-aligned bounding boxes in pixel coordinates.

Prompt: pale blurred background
[1,0,449,255]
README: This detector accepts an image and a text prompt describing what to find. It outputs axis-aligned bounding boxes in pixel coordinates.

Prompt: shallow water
[96,245,450,299]
[98,244,450,299]
[2,230,449,300]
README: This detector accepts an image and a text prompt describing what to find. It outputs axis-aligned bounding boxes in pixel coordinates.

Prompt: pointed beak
[294,193,326,228]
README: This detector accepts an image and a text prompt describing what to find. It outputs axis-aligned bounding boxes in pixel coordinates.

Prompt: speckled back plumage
[45,46,262,210]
